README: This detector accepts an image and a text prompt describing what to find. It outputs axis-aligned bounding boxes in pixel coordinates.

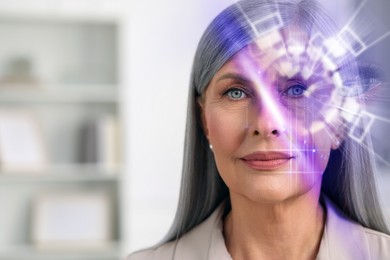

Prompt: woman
[129,0,390,259]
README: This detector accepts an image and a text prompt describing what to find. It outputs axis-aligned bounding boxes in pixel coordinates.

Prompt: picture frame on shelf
[31,191,112,251]
[0,111,48,173]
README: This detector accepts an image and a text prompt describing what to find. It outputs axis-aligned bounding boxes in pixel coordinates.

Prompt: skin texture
[199,37,343,259]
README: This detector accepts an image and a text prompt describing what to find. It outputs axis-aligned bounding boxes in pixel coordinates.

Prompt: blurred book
[79,115,120,172]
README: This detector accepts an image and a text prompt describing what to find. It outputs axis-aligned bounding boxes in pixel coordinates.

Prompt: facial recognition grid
[234,0,390,170]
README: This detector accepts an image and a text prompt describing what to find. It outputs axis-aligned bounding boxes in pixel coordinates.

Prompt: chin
[238,174,322,204]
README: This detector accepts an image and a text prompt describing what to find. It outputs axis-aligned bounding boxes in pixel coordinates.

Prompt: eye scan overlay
[226,0,390,176]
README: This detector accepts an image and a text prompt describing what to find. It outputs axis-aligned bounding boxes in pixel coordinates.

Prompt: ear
[330,118,347,150]
[197,96,209,140]
[331,137,342,150]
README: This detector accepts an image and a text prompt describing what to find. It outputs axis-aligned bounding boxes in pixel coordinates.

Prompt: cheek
[312,128,333,170]
[206,107,248,155]
[288,115,333,174]
[294,125,332,174]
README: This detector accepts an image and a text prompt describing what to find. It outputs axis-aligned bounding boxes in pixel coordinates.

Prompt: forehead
[218,28,310,74]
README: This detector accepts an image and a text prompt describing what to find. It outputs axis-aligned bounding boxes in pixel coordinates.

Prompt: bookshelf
[0,1,126,259]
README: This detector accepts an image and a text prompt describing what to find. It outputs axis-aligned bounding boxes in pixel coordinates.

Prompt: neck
[223,189,325,260]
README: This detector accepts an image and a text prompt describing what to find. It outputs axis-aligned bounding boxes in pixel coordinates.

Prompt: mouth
[240,152,295,171]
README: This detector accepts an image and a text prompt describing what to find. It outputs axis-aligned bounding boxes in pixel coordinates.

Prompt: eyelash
[222,87,250,100]
[221,80,308,101]
[283,83,308,98]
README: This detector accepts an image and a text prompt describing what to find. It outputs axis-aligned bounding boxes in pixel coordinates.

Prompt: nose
[249,95,286,139]
[253,128,280,137]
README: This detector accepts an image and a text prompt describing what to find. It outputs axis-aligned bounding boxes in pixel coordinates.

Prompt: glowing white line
[235,2,260,37]
[349,133,390,167]
[342,0,368,29]
[349,111,375,142]
[235,0,283,38]
[314,110,343,144]
[338,27,367,56]
[364,31,390,53]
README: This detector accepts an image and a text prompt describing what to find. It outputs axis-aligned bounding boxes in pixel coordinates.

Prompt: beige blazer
[128,197,390,260]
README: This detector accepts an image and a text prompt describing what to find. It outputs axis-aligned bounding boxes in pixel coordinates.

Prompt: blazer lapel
[317,196,371,260]
[174,201,232,259]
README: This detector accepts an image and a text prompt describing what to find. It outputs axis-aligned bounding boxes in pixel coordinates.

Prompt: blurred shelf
[0,164,122,182]
[0,86,118,104]
[0,2,126,256]
[0,0,126,22]
[0,242,122,260]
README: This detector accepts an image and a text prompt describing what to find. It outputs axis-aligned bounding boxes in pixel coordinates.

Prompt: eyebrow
[216,73,252,84]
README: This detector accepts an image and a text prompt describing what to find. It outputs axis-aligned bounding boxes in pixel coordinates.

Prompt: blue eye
[226,88,247,100]
[285,84,306,97]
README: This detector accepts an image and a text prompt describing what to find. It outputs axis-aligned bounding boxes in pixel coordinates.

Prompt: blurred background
[0,0,388,259]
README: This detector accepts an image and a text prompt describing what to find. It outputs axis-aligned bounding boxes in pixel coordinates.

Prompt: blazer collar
[206,202,232,259]
[177,196,370,259]
[316,196,370,259]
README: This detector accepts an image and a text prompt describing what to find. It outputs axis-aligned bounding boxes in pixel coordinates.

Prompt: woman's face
[200,35,343,203]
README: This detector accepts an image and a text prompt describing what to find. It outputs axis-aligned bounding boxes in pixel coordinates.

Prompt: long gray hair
[163,0,390,243]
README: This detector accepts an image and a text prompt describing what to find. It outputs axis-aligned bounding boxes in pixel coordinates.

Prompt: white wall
[123,0,236,253]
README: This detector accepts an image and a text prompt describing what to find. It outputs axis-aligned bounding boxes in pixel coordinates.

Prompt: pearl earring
[209,144,213,151]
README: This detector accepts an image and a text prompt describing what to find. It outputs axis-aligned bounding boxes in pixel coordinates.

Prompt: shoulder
[320,196,390,259]
[127,202,228,260]
[363,227,390,258]
[126,241,177,260]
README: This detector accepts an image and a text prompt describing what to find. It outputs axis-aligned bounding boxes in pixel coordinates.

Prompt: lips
[240,152,294,171]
